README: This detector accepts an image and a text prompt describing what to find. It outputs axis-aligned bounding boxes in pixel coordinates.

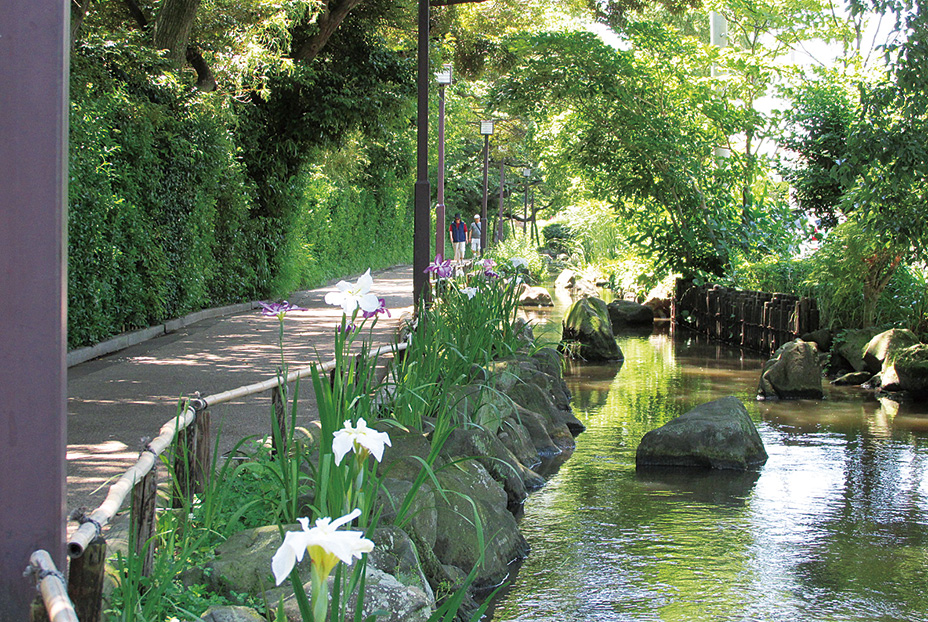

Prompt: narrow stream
[490,308,928,621]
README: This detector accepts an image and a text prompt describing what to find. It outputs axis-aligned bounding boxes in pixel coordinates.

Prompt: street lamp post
[479,120,494,254]
[413,0,430,308]
[522,166,531,233]
[496,162,506,244]
[435,64,452,261]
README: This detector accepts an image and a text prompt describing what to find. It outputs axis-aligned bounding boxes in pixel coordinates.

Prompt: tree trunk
[186,45,217,92]
[292,0,365,63]
[153,0,201,65]
[122,0,150,29]
[70,0,92,48]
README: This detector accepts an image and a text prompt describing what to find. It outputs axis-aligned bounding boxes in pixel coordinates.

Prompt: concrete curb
[67,301,260,368]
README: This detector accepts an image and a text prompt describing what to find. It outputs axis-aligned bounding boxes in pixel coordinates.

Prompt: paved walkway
[66,265,414,516]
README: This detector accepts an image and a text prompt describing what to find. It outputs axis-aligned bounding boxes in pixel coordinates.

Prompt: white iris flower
[332,417,392,465]
[271,508,373,586]
[324,269,381,315]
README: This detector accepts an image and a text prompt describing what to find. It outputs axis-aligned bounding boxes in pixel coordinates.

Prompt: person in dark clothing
[449,213,468,264]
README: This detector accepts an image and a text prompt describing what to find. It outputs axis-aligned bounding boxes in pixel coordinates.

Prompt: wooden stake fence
[27,341,406,621]
[672,279,819,354]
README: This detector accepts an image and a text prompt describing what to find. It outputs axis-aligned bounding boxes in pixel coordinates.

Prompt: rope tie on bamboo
[23,563,66,587]
[140,436,155,456]
[70,509,103,538]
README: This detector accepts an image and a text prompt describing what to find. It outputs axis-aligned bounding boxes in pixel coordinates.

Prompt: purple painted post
[434,67,452,261]
[0,0,69,619]
[413,0,431,308]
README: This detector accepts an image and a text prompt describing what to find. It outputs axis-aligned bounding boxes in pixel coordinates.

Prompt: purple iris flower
[362,298,391,319]
[425,254,454,279]
[337,322,357,334]
[259,300,306,320]
[484,269,500,278]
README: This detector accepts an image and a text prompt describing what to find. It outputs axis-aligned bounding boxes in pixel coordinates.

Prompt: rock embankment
[106,346,583,622]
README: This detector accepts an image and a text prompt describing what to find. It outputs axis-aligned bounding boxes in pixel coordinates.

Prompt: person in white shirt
[468,214,482,257]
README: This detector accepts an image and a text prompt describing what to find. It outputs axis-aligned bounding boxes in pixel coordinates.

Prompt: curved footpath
[66,265,414,519]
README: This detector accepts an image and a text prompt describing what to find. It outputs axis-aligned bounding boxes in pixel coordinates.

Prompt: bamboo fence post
[67,535,106,622]
[130,462,157,578]
[762,299,772,354]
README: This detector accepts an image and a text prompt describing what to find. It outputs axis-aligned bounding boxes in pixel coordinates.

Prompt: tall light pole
[479,120,494,254]
[435,64,452,261]
[522,166,531,233]
[413,0,430,308]
[496,162,506,244]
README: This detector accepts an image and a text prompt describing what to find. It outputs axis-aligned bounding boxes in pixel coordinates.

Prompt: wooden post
[131,468,158,578]
[272,380,288,455]
[0,0,69,614]
[172,423,194,509]
[195,407,211,493]
[68,536,106,622]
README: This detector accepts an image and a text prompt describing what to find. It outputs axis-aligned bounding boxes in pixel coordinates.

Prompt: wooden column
[0,0,69,617]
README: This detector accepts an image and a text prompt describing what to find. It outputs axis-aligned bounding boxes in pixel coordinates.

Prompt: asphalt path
[66,265,414,523]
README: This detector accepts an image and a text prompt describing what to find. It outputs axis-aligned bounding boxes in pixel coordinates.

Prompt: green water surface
[489,326,928,622]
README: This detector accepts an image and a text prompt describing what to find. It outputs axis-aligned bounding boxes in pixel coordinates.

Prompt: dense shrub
[67,39,414,349]
[68,42,262,348]
[541,222,575,254]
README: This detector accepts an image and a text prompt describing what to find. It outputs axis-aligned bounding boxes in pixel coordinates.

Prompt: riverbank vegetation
[102,265,569,621]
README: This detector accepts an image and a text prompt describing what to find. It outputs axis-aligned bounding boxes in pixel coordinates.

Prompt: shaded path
[66,265,413,517]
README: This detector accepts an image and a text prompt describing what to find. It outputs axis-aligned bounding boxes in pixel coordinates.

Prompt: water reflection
[489,328,928,622]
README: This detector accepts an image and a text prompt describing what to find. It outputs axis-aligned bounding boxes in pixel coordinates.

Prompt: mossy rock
[636,396,768,470]
[378,477,438,550]
[432,460,529,590]
[864,328,920,374]
[561,297,623,361]
[757,339,824,400]
[882,344,928,398]
[832,327,882,372]
[447,384,515,434]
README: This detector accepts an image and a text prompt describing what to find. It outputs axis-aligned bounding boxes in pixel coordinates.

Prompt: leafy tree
[490,28,753,275]
[778,70,857,230]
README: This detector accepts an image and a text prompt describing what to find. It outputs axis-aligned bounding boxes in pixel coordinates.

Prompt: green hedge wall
[67,43,413,350]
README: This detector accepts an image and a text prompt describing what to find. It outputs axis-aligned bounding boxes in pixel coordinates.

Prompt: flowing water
[490,307,928,621]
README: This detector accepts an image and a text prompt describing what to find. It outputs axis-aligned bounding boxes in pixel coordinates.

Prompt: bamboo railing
[672,279,819,354]
[27,341,406,621]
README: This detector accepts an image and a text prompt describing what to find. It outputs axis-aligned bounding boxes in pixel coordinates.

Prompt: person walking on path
[449,213,468,264]
[468,214,482,258]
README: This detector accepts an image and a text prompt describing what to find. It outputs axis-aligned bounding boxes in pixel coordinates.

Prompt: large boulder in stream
[636,396,768,471]
[519,285,553,307]
[881,344,928,398]
[863,328,920,374]
[560,297,623,361]
[607,299,654,329]
[832,327,881,373]
[757,339,824,400]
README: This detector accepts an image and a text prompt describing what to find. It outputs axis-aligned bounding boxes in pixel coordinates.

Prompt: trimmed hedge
[67,41,413,349]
